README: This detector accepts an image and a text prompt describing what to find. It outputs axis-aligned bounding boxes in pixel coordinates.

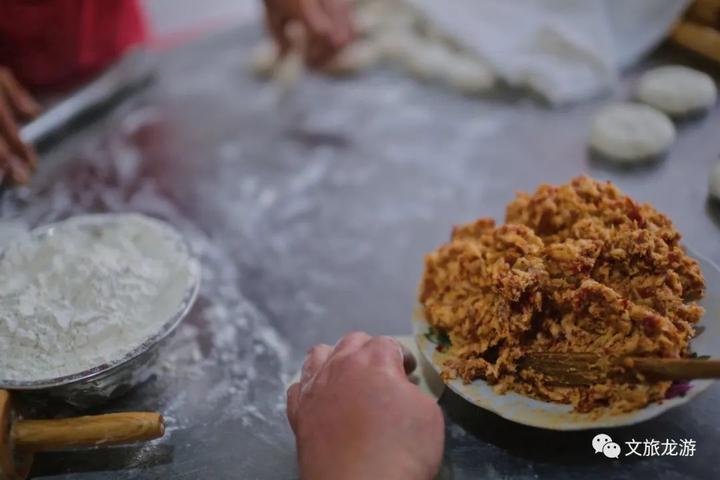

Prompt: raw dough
[353,0,417,34]
[324,40,383,76]
[437,53,495,96]
[360,0,495,92]
[589,103,676,162]
[398,41,455,81]
[253,39,380,79]
[250,0,495,95]
[250,41,279,78]
[394,39,494,94]
[375,29,418,62]
[710,162,720,201]
[636,65,717,117]
[250,41,305,92]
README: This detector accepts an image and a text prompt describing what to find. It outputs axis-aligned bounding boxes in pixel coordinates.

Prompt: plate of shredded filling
[415,176,719,430]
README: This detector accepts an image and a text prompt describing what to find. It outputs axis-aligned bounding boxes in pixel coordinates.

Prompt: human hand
[0,67,41,185]
[263,0,354,68]
[287,332,445,480]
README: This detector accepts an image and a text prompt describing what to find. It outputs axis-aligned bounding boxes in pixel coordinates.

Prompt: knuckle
[336,330,368,345]
[286,383,298,398]
[344,330,367,339]
[368,335,398,351]
[305,344,329,360]
[331,349,364,366]
[306,344,323,356]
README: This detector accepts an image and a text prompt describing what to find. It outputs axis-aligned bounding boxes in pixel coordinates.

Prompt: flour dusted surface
[0,214,196,382]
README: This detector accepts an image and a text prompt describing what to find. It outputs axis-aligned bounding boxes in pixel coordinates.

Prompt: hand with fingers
[263,0,355,68]
[287,332,445,480]
[0,67,41,185]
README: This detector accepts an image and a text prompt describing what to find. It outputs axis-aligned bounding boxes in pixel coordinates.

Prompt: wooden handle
[12,412,164,452]
[687,0,720,27]
[629,358,720,381]
[670,21,720,62]
[522,353,720,385]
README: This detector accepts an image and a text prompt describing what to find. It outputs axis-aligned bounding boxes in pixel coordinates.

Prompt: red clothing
[0,0,147,92]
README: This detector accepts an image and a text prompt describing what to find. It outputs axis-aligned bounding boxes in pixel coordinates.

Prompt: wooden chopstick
[520,352,720,386]
[624,357,720,381]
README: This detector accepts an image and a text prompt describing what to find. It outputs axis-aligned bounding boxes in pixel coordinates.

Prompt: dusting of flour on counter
[0,214,198,382]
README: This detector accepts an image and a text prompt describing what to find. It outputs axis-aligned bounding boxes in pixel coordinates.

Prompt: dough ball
[710,162,720,201]
[398,42,456,81]
[376,30,417,62]
[324,41,382,76]
[437,54,495,95]
[636,65,717,117]
[250,41,280,78]
[354,8,386,35]
[382,34,494,93]
[354,0,417,35]
[274,50,305,91]
[249,41,303,91]
[589,103,676,162]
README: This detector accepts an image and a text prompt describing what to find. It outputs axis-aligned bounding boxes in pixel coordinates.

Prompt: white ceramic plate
[413,251,720,431]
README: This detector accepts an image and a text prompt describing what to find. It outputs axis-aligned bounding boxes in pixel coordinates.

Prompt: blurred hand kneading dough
[409,0,689,104]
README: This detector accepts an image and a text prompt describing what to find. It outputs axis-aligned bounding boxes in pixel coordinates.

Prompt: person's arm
[287,332,445,480]
[263,0,354,67]
[0,66,40,185]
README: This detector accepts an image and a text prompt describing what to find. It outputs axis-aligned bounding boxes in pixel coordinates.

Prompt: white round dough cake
[589,103,676,163]
[636,65,717,117]
[710,162,720,201]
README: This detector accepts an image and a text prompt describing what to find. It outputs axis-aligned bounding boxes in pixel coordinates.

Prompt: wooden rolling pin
[520,353,720,386]
[0,390,164,480]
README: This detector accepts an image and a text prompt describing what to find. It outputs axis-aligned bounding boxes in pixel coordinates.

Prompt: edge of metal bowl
[0,213,202,390]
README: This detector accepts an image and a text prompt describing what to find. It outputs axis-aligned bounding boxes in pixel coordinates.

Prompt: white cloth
[408,0,689,104]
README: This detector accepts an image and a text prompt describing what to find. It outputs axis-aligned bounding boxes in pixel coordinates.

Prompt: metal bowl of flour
[0,214,201,408]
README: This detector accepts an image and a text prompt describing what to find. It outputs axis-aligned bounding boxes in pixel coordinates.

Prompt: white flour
[0,214,197,382]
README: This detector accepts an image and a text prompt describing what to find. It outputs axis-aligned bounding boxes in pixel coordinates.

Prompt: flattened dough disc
[636,65,717,117]
[589,103,676,163]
